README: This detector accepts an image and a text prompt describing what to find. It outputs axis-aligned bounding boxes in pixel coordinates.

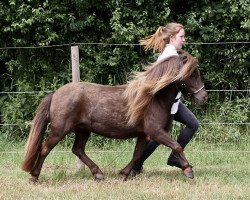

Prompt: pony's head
[124,50,208,125]
[175,50,208,105]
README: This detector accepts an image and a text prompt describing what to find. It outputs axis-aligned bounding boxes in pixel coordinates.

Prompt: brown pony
[22,50,208,182]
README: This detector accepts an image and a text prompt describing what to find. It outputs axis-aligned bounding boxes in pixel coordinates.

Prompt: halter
[178,83,205,97]
[192,85,205,94]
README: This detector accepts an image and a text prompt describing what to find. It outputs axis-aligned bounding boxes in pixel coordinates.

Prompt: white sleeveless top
[157,44,181,114]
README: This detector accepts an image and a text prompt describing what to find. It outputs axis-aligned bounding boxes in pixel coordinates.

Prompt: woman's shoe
[167,152,182,168]
[167,152,194,178]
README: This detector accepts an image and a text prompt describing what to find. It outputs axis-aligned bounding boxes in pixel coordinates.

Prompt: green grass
[0,140,249,200]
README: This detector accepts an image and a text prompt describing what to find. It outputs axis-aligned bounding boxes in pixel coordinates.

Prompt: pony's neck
[157,83,179,109]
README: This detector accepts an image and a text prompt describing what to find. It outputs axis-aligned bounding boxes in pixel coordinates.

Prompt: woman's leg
[174,102,199,148]
[167,102,199,168]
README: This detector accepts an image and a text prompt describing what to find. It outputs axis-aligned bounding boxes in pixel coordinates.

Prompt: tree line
[0,0,249,140]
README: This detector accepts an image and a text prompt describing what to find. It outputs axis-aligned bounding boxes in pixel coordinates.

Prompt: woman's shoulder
[157,44,178,61]
[164,44,178,53]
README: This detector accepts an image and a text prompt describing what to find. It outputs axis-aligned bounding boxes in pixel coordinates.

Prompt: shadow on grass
[39,166,133,184]
[36,166,192,185]
[38,168,94,184]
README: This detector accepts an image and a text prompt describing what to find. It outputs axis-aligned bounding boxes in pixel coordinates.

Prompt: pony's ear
[182,56,188,64]
[180,55,188,64]
[177,50,188,64]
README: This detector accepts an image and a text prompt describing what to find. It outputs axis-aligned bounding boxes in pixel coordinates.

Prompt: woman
[132,22,199,175]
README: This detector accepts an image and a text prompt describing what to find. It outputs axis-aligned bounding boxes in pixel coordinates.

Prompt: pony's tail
[22,92,54,172]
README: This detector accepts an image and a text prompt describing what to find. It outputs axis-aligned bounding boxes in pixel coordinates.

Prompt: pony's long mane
[123,50,198,126]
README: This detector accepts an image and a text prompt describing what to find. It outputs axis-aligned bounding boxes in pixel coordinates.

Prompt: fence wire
[0,41,249,50]
[1,89,249,94]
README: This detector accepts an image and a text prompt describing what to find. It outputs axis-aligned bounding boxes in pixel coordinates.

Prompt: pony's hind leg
[119,136,148,181]
[30,131,67,182]
[72,129,104,180]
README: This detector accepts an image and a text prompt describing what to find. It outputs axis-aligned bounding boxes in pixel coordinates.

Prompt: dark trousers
[134,102,199,170]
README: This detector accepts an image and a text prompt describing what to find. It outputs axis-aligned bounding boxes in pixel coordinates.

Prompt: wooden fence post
[71,46,80,82]
[70,46,85,170]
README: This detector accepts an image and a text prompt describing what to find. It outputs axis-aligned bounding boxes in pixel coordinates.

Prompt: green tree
[0,0,249,140]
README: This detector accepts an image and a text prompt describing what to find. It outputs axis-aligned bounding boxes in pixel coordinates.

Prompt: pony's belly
[92,124,142,139]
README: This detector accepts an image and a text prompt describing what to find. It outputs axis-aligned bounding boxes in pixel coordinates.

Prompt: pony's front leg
[146,127,194,179]
[119,136,148,181]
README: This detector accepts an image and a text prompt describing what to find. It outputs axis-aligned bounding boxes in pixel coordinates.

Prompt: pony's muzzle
[193,90,208,105]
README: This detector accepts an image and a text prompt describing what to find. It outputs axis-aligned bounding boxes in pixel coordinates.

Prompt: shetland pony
[22,50,208,182]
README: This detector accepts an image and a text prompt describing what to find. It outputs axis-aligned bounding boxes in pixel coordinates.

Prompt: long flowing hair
[123,50,197,126]
[139,23,184,53]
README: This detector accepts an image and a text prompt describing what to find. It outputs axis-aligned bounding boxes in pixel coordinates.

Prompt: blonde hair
[139,23,184,53]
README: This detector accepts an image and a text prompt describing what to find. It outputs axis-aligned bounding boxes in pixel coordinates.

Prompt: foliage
[189,93,249,143]
[181,0,250,90]
[0,0,249,141]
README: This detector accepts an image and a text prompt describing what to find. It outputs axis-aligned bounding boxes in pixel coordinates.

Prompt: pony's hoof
[183,167,194,179]
[95,173,104,181]
[119,174,128,181]
[29,176,38,183]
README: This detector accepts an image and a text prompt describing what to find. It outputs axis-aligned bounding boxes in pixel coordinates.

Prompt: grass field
[0,140,249,200]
